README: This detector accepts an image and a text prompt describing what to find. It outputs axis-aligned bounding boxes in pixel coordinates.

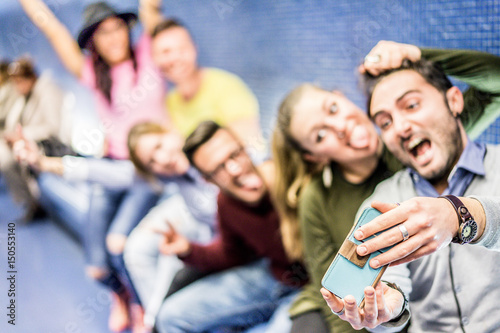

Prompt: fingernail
[357,245,367,255]
[345,299,355,306]
[321,291,329,299]
[366,289,374,296]
[371,259,380,268]
[354,230,364,239]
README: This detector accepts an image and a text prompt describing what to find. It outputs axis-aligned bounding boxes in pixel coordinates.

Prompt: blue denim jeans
[83,177,159,301]
[37,172,90,239]
[37,170,160,300]
[84,180,160,268]
[156,259,299,333]
[38,172,159,267]
[124,193,216,327]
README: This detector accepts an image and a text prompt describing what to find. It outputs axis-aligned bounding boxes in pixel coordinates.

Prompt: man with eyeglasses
[154,120,308,333]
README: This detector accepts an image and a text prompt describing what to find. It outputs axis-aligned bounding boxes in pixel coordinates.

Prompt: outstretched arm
[11,129,65,175]
[18,0,84,78]
[139,0,164,35]
[354,197,488,268]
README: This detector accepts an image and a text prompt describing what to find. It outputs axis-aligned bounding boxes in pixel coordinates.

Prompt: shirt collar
[409,139,486,196]
[184,166,203,182]
[450,139,486,178]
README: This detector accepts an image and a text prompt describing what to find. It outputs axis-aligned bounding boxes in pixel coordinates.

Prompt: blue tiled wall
[1,0,499,143]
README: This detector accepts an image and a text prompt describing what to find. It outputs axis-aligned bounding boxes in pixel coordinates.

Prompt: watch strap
[439,195,472,244]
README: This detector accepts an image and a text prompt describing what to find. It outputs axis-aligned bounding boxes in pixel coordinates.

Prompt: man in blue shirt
[322,56,500,332]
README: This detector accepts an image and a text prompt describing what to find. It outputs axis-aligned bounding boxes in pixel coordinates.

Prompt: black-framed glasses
[205,146,246,180]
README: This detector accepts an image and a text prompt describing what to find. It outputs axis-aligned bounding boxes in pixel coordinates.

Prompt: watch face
[460,220,478,243]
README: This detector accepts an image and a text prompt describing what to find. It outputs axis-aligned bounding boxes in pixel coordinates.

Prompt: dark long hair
[86,18,137,103]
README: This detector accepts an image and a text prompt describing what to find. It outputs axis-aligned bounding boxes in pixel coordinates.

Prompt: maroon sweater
[182,192,308,287]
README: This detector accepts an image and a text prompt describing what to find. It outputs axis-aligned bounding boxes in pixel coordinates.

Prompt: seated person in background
[121,16,266,328]
[321,54,500,333]
[154,120,307,333]
[151,18,266,160]
[123,122,219,330]
[17,0,169,328]
[1,57,67,221]
[0,60,20,130]
[14,121,219,331]
[271,42,493,333]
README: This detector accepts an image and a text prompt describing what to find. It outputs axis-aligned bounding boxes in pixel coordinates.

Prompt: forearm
[421,48,500,94]
[139,0,164,35]
[18,0,83,77]
[468,196,500,250]
[38,155,64,175]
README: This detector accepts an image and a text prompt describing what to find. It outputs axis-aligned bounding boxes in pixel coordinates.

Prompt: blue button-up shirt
[159,167,219,231]
[409,139,486,197]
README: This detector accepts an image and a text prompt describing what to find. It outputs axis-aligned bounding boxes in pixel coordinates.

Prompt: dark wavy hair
[86,17,137,103]
[183,120,222,168]
[362,58,453,116]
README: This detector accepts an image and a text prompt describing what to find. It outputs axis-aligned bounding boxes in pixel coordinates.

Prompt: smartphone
[321,207,392,307]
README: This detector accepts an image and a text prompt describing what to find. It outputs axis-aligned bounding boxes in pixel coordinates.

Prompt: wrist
[40,156,64,175]
[178,243,192,259]
[461,197,486,242]
[383,281,408,322]
[440,195,479,244]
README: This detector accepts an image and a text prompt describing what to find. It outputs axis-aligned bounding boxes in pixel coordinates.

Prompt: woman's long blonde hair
[272,83,325,261]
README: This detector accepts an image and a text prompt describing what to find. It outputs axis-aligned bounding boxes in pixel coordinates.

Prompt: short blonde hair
[127,122,168,176]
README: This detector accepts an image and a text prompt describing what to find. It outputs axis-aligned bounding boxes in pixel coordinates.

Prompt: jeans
[85,177,159,303]
[124,193,215,327]
[84,180,160,268]
[156,259,299,333]
[37,172,90,239]
[37,169,160,302]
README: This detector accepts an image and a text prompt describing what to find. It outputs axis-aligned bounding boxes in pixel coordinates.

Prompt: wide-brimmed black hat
[77,1,137,49]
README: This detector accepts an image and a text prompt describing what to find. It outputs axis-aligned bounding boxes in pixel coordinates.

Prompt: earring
[322,164,332,188]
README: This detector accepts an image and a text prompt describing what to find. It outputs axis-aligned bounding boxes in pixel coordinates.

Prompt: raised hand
[359,40,421,76]
[156,221,191,257]
[10,125,43,171]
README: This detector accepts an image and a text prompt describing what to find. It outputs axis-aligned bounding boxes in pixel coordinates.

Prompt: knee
[106,233,127,255]
[85,266,108,280]
[156,301,182,333]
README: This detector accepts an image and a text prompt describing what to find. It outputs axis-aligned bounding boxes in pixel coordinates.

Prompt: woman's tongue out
[349,125,371,149]
[237,173,263,191]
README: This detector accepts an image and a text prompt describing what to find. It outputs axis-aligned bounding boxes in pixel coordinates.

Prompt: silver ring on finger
[398,224,410,242]
[331,302,345,316]
[364,53,381,63]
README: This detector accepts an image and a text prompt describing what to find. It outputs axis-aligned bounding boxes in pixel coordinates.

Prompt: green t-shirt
[290,148,401,333]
